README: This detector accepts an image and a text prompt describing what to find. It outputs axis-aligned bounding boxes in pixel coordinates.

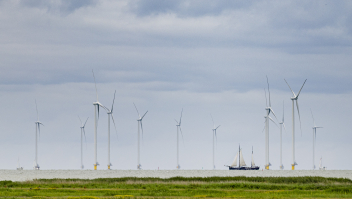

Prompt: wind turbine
[284,79,307,170]
[92,70,108,170]
[263,76,278,170]
[34,100,43,170]
[106,91,118,170]
[175,109,184,169]
[311,109,323,170]
[133,103,148,170]
[211,114,220,170]
[278,101,286,170]
[79,116,88,169]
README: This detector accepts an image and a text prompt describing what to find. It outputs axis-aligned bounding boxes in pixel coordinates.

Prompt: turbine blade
[215,130,217,143]
[140,121,144,140]
[269,108,279,122]
[216,125,220,130]
[296,100,303,136]
[35,100,39,121]
[179,126,185,146]
[266,76,271,107]
[111,114,118,139]
[97,105,100,120]
[264,88,268,107]
[84,117,89,128]
[210,114,214,129]
[133,102,140,118]
[284,79,296,97]
[179,108,183,126]
[111,90,116,113]
[310,109,315,127]
[268,116,279,128]
[141,111,148,120]
[78,116,82,126]
[83,128,87,150]
[314,131,316,145]
[282,100,284,123]
[262,121,265,133]
[38,124,41,138]
[92,70,99,101]
[175,119,178,124]
[296,79,307,98]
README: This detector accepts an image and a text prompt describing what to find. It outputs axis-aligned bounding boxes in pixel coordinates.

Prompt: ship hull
[228,166,260,170]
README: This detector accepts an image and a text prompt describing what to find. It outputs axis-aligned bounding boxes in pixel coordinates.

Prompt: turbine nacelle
[313,127,323,129]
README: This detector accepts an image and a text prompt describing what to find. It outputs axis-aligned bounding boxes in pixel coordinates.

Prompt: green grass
[1,176,352,198]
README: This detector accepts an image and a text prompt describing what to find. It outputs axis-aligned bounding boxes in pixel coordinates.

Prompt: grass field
[1,176,352,198]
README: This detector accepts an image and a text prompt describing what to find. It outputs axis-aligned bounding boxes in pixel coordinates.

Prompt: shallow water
[0,170,351,181]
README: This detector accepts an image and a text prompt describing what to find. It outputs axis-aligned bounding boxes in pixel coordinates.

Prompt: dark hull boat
[226,146,260,170]
[228,166,259,170]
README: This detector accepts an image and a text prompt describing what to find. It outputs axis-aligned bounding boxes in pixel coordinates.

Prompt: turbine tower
[133,103,148,170]
[284,79,307,170]
[311,109,323,170]
[34,100,43,170]
[92,70,108,170]
[279,101,286,170]
[79,117,88,169]
[263,76,278,170]
[175,109,184,169]
[106,91,117,170]
[211,114,220,170]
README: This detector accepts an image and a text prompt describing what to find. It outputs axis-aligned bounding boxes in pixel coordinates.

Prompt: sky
[0,0,351,170]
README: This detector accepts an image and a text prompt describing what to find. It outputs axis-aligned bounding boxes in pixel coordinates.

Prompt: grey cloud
[20,0,98,14]
[129,0,253,17]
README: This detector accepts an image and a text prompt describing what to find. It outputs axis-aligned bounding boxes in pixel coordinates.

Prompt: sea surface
[1,170,351,181]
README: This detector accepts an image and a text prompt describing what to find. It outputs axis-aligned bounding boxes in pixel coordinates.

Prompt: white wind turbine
[92,70,108,170]
[175,109,184,169]
[34,100,44,170]
[105,91,118,170]
[211,114,220,170]
[79,116,88,169]
[279,101,286,170]
[133,103,148,170]
[284,79,307,170]
[311,109,323,170]
[263,76,278,170]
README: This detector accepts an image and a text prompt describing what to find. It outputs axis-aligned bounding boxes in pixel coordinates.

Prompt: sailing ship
[225,145,259,170]
[319,157,326,170]
[16,157,23,170]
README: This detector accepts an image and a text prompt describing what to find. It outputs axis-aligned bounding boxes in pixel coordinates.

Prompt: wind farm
[2,2,352,199]
[4,74,333,172]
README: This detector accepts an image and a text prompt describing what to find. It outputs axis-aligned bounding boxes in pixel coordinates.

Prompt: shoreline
[1,170,351,181]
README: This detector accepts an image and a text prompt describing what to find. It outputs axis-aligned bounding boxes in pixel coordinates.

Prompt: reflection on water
[0,170,351,181]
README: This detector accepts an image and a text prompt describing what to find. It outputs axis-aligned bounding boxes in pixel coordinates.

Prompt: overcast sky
[0,0,351,170]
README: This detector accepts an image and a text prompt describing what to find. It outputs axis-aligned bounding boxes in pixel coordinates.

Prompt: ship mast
[238,144,240,168]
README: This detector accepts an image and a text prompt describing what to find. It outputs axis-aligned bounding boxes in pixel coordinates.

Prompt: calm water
[0,170,351,181]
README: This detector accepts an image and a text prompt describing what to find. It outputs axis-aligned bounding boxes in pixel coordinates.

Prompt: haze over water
[1,170,351,182]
